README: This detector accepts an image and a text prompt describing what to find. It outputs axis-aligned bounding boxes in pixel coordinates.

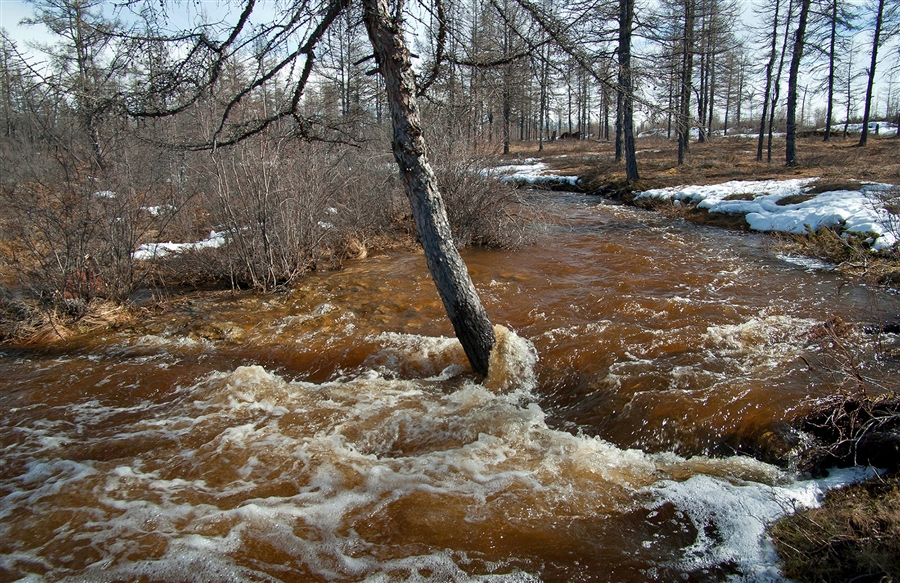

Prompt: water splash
[484,325,539,394]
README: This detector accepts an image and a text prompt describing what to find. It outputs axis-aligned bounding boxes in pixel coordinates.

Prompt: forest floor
[507,130,900,188]
[505,131,900,583]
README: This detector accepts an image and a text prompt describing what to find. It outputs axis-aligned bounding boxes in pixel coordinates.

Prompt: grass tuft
[771,477,900,583]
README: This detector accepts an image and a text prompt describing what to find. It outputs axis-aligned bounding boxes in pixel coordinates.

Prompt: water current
[2,194,899,582]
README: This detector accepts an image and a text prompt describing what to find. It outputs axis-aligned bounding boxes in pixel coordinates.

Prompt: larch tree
[119,0,497,375]
[756,0,782,161]
[785,0,811,166]
[618,0,639,181]
[813,0,855,141]
[857,0,897,146]
[22,0,125,168]
[678,0,696,165]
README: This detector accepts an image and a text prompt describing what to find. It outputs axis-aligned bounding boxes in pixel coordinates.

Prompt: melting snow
[133,230,227,260]
[636,179,899,251]
[484,159,579,188]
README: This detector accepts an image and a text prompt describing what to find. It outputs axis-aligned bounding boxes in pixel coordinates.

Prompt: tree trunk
[618,0,639,182]
[361,0,496,376]
[615,83,623,161]
[757,0,780,161]
[859,0,885,147]
[785,0,810,166]
[677,0,695,165]
[767,0,793,163]
[823,0,838,141]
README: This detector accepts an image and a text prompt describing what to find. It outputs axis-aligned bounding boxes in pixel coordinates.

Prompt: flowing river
[2,194,899,582]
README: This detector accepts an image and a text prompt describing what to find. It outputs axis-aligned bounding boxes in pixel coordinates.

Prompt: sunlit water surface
[2,195,898,582]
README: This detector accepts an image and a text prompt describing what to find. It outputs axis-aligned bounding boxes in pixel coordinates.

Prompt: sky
[1,0,896,124]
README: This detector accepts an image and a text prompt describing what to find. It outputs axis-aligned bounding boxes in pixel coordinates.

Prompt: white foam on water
[643,466,876,582]
[366,331,469,378]
[0,330,875,582]
[484,325,539,394]
[702,314,820,369]
[776,254,835,271]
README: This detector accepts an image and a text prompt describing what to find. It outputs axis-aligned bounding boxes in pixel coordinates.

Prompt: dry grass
[506,133,900,190]
[771,477,900,583]
[0,293,135,345]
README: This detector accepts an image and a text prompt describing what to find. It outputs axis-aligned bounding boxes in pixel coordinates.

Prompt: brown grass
[0,294,135,345]
[771,476,900,583]
[776,194,817,206]
[506,133,900,190]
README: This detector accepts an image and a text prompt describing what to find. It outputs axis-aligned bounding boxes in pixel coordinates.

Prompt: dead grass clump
[790,227,869,265]
[723,192,757,201]
[806,180,863,195]
[776,194,817,206]
[683,208,751,230]
[770,476,900,583]
[0,293,135,345]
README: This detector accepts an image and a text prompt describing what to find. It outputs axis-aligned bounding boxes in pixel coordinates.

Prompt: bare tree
[115,0,498,374]
[857,0,897,146]
[22,0,125,168]
[756,0,783,161]
[361,0,496,374]
[785,0,811,166]
[618,0,639,181]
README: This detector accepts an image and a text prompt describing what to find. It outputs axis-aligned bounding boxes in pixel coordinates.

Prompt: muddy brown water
[2,194,898,582]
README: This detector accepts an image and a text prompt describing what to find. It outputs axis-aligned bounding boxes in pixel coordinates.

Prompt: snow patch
[636,179,900,251]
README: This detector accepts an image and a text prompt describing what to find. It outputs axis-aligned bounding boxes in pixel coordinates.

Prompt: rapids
[1,194,898,582]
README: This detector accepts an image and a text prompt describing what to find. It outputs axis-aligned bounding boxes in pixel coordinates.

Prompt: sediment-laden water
[1,195,897,582]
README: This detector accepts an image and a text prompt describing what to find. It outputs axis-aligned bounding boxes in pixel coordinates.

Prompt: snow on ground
[821,122,899,134]
[133,230,227,260]
[492,160,899,251]
[484,159,579,188]
[636,179,900,251]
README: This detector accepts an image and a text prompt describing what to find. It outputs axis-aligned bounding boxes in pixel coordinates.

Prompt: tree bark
[785,0,810,166]
[858,0,885,147]
[361,0,496,376]
[618,0,639,182]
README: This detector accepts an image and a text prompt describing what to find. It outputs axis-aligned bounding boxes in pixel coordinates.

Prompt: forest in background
[0,0,898,324]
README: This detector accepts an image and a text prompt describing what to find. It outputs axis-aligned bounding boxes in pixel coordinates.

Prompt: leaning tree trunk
[361,0,496,376]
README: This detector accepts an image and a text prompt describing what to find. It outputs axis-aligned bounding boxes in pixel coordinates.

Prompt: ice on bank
[636,179,899,251]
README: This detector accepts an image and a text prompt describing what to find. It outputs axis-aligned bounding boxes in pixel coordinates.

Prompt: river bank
[501,135,900,288]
